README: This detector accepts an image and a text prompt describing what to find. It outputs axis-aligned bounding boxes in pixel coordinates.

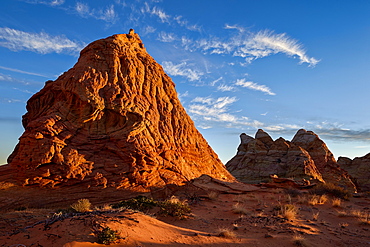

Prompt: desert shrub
[332,198,342,207]
[280,204,298,220]
[111,196,157,212]
[97,227,119,244]
[71,199,91,213]
[157,199,191,219]
[217,228,236,238]
[292,235,308,247]
[308,194,328,206]
[310,183,351,200]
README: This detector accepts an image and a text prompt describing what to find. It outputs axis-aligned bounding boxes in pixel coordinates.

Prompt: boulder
[5,31,233,189]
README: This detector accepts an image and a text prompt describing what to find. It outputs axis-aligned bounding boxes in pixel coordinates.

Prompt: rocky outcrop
[226,129,324,185]
[5,31,233,189]
[226,129,356,192]
[291,129,355,191]
[338,154,370,191]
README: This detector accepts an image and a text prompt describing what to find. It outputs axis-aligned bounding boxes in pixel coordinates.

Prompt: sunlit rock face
[226,129,356,192]
[7,31,234,189]
[338,154,370,192]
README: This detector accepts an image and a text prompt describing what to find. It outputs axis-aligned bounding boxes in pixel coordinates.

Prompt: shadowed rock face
[338,154,370,192]
[226,129,356,192]
[7,31,233,189]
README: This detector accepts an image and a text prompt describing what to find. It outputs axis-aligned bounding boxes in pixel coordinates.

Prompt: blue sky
[1,0,370,165]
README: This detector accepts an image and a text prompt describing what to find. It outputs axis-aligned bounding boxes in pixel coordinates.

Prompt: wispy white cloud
[217,84,235,92]
[174,15,201,32]
[210,77,223,86]
[187,96,304,132]
[0,65,48,77]
[235,78,276,95]
[75,2,118,24]
[236,30,320,66]
[157,32,176,42]
[0,73,13,81]
[162,61,203,81]
[25,0,65,6]
[224,24,245,33]
[0,28,84,54]
[142,26,156,35]
[189,96,238,123]
[141,3,200,31]
[180,29,318,67]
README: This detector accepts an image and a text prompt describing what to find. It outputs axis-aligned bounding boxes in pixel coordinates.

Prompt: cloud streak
[25,0,65,6]
[162,61,203,81]
[0,65,48,78]
[0,28,84,54]
[235,78,276,95]
[179,29,319,67]
[75,2,118,24]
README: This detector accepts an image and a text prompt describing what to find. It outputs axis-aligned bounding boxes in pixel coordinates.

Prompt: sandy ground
[0,187,369,247]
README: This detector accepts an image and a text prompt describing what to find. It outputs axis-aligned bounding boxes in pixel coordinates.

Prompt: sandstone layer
[5,31,233,189]
[338,154,370,192]
[226,129,356,192]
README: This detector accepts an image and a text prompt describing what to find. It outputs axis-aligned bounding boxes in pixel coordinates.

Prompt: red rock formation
[291,129,355,191]
[226,129,356,192]
[338,154,370,192]
[6,31,233,189]
[226,129,324,185]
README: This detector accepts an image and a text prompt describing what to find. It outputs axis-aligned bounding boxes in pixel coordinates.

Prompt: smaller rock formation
[338,154,370,192]
[226,129,324,185]
[226,129,356,192]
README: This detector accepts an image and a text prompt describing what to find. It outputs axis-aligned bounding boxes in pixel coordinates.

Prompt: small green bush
[111,196,157,211]
[157,200,191,219]
[111,196,191,219]
[97,227,118,244]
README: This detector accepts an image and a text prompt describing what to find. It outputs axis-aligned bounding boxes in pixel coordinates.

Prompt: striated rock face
[291,129,355,191]
[6,31,233,189]
[338,154,370,192]
[226,129,324,184]
[226,129,356,192]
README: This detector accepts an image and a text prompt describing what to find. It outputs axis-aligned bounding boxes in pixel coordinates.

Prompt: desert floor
[0,185,370,247]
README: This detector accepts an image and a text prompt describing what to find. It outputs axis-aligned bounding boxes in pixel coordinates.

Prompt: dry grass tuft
[292,235,308,247]
[232,203,249,215]
[71,199,92,213]
[217,228,236,238]
[312,211,319,221]
[280,204,298,220]
[308,194,328,206]
[331,198,342,207]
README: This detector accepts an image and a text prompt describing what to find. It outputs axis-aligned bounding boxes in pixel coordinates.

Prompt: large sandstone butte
[338,154,370,192]
[5,31,233,190]
[226,129,356,192]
